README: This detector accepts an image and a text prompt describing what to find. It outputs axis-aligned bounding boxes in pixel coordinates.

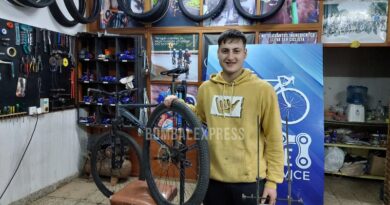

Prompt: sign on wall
[206,44,324,205]
[259,32,317,44]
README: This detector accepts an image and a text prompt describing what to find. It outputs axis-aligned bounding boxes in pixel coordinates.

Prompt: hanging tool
[0,60,15,80]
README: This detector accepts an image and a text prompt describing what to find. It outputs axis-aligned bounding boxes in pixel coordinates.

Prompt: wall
[324,47,390,109]
[0,3,87,204]
[0,110,88,204]
[0,1,85,35]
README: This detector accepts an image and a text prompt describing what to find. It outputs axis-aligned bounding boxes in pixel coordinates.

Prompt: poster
[100,0,144,29]
[203,0,256,26]
[259,32,317,44]
[322,0,388,43]
[152,0,199,27]
[207,44,324,205]
[261,0,319,24]
[151,34,199,82]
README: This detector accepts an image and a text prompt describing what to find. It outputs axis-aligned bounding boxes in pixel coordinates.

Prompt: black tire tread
[91,131,142,198]
[144,102,209,205]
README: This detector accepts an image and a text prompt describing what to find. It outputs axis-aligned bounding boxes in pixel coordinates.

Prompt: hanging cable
[0,114,39,200]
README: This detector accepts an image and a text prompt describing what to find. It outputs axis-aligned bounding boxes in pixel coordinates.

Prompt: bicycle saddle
[160,67,188,76]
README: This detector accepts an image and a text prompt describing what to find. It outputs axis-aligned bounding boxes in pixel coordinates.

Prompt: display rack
[75,33,145,128]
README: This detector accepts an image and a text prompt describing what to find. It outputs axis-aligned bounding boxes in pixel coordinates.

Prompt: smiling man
[164,29,284,205]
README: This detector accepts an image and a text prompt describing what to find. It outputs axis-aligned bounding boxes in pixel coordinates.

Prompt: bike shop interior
[0,0,389,205]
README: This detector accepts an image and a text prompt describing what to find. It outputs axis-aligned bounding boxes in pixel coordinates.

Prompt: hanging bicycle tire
[64,0,101,24]
[8,0,55,8]
[117,0,170,24]
[144,102,209,205]
[49,0,86,27]
[90,131,142,198]
[233,0,285,21]
[179,0,226,22]
[7,0,23,7]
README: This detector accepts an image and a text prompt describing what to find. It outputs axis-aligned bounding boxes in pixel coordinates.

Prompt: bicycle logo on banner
[265,75,310,125]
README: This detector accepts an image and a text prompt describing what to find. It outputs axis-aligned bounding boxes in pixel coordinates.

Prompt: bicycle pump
[241,115,304,205]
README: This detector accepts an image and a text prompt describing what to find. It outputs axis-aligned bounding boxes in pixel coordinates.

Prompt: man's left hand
[261,187,277,205]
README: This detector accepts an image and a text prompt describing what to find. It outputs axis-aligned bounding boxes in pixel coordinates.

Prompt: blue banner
[206,44,324,205]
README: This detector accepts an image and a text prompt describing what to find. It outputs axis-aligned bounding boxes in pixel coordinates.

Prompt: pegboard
[0,17,76,115]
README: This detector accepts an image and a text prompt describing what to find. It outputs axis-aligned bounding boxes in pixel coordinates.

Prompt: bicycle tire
[16,0,55,8]
[91,131,142,198]
[233,0,285,21]
[144,102,209,205]
[179,0,226,22]
[7,0,25,7]
[49,0,86,27]
[64,0,101,24]
[117,0,169,23]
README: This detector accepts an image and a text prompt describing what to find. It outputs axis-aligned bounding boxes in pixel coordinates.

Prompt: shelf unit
[75,33,145,128]
[325,120,388,180]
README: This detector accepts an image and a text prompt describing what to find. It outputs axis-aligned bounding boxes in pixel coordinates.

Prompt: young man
[164,29,284,205]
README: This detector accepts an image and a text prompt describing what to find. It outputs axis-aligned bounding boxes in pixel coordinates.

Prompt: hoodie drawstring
[223,84,226,118]
[230,82,235,114]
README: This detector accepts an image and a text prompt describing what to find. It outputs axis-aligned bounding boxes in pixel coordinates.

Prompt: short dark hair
[218,29,247,47]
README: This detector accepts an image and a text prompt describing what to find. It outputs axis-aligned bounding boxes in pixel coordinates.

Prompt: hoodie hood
[210,68,255,85]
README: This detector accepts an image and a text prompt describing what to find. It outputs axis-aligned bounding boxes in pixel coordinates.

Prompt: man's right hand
[163,95,178,107]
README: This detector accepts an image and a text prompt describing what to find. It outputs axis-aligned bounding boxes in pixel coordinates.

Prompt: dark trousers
[203,179,266,205]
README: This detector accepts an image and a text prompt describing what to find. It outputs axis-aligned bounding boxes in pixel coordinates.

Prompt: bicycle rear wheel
[144,102,209,205]
[90,131,142,198]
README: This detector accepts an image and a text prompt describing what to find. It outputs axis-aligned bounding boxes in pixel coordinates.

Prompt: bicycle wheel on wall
[144,102,209,205]
[90,131,142,198]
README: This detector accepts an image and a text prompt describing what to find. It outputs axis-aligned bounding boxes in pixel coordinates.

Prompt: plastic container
[346,86,368,105]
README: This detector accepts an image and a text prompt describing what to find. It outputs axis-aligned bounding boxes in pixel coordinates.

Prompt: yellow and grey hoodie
[189,68,284,189]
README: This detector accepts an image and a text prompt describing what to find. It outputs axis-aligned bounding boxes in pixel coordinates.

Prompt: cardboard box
[368,155,385,176]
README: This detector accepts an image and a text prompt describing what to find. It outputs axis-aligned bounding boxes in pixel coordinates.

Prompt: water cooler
[346,86,367,122]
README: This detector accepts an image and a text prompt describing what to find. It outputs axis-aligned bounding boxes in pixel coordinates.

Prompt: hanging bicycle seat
[160,67,189,76]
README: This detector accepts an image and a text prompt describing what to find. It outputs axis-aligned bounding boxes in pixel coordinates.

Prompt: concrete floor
[27,176,383,205]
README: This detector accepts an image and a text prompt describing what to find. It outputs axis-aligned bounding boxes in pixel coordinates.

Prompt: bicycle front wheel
[90,131,142,198]
[144,102,209,205]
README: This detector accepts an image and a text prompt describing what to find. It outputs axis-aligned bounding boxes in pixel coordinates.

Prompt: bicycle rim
[90,131,142,198]
[179,0,226,22]
[233,0,285,21]
[144,102,209,205]
[277,88,310,124]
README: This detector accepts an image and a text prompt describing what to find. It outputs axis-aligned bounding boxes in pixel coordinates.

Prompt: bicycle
[265,75,310,125]
[88,67,209,205]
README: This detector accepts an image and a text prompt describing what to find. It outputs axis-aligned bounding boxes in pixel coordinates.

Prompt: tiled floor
[28,175,384,205]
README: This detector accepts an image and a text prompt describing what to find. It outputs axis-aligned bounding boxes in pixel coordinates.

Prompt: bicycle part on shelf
[179,0,226,22]
[49,0,86,27]
[117,0,170,24]
[144,101,210,205]
[64,0,101,24]
[233,0,285,21]
[90,131,142,198]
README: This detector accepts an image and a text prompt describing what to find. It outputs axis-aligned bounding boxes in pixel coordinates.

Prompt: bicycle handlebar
[87,88,138,96]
